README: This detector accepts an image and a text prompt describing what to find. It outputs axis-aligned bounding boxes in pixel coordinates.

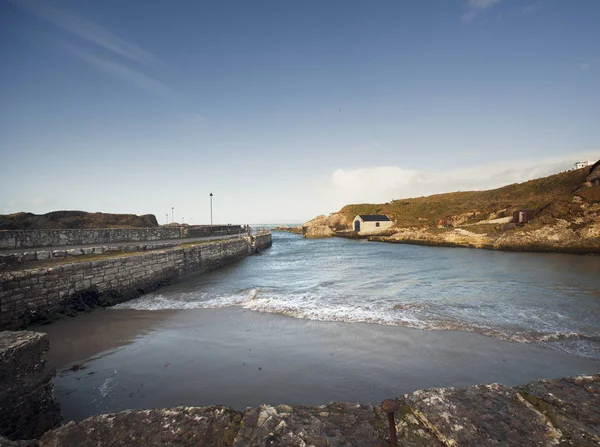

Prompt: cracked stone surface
[517,374,600,446]
[10,373,600,446]
[233,402,387,446]
[39,407,240,447]
[399,383,563,446]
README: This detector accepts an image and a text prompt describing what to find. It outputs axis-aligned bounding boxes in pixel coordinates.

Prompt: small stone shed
[352,215,393,233]
[512,209,536,224]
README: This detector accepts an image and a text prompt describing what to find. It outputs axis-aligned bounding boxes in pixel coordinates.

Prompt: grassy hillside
[338,168,591,228]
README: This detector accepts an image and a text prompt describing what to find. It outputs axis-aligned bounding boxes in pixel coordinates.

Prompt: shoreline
[39,307,600,422]
[366,233,600,255]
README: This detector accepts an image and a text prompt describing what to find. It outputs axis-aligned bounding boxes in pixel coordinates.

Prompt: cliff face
[305,167,600,252]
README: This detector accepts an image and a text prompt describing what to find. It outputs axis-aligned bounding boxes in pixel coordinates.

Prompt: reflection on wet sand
[35,308,178,369]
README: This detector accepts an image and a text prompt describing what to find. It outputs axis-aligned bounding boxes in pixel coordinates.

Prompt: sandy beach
[37,306,600,422]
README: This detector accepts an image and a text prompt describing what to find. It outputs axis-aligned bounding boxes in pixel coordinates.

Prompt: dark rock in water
[0,331,61,441]
[39,407,241,447]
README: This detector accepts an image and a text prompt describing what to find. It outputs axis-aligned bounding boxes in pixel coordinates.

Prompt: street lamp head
[209,193,213,197]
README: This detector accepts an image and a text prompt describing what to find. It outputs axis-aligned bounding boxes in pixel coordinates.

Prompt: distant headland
[295,163,600,254]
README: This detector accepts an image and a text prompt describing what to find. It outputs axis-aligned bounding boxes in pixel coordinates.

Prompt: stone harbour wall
[0,331,61,442]
[253,233,272,251]
[0,242,183,269]
[0,228,187,250]
[0,236,270,330]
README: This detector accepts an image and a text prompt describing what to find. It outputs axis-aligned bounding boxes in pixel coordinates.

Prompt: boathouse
[352,215,393,233]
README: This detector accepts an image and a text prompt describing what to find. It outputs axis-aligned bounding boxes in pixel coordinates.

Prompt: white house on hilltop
[574,160,598,170]
[352,215,393,233]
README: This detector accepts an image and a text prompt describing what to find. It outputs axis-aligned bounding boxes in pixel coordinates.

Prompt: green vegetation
[338,169,590,228]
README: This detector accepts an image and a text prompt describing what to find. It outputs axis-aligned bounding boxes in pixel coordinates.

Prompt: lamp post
[209,193,213,227]
[165,213,168,225]
[171,207,174,224]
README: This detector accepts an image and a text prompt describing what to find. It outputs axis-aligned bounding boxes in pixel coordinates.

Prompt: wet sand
[38,307,600,422]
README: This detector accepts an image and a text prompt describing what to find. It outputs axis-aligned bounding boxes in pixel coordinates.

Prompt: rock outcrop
[33,374,600,446]
[374,200,600,253]
[303,225,335,239]
[0,331,61,442]
[303,213,350,229]
[0,211,158,231]
[301,213,350,239]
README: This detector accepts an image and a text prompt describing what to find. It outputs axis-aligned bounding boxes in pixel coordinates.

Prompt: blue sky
[1,0,598,223]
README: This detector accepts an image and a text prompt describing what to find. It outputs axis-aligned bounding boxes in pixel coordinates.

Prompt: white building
[352,215,393,233]
[574,160,598,170]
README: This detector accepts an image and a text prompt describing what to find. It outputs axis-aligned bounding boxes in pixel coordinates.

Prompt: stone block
[66,249,83,257]
[0,331,61,441]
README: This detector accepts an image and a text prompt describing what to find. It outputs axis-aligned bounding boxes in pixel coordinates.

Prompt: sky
[0,0,599,224]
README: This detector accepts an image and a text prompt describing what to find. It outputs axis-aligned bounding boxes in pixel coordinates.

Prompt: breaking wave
[113,287,600,358]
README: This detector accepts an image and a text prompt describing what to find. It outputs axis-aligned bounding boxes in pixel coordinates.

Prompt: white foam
[111,288,599,358]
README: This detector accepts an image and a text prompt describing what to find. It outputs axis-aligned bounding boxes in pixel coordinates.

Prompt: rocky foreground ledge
[32,375,599,446]
[1,331,599,446]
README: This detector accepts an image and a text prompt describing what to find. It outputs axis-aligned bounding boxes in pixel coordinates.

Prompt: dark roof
[358,214,391,222]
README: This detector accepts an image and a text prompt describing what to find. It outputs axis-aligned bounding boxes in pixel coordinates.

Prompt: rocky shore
[301,168,600,254]
[2,331,599,446]
[370,219,600,254]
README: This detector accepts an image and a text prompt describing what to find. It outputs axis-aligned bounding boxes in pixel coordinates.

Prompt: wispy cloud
[323,152,599,210]
[462,0,503,22]
[66,45,174,97]
[520,2,543,17]
[9,0,172,96]
[9,0,161,67]
[580,59,597,71]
